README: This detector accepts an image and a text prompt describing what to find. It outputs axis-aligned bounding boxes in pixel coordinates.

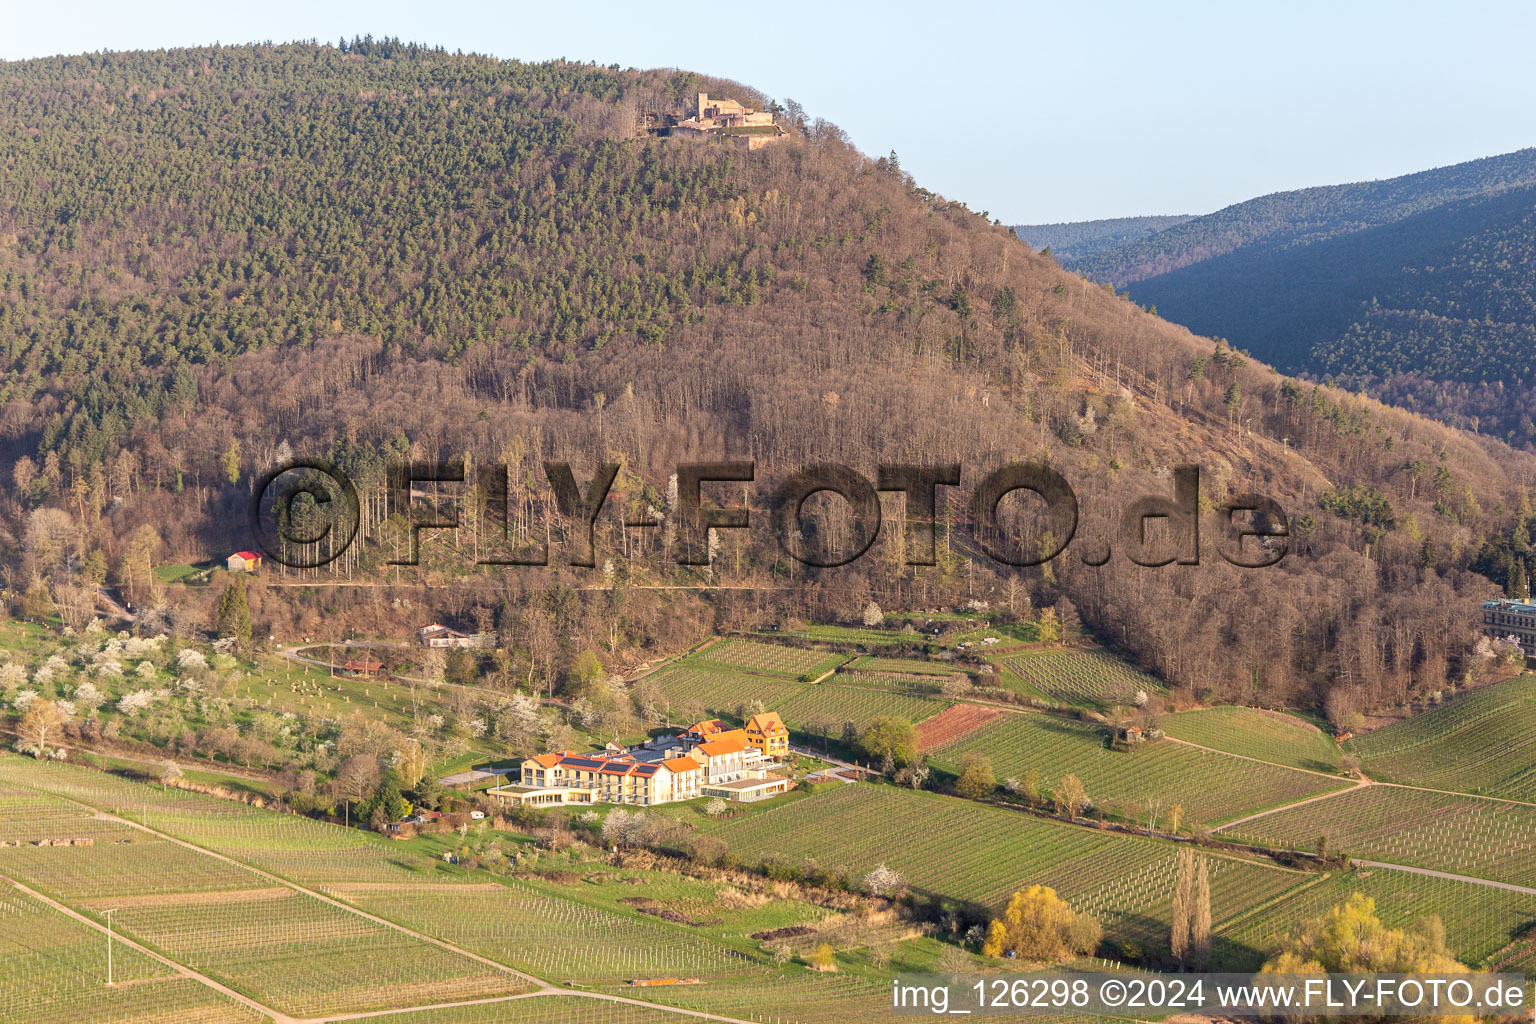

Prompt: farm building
[340,658,383,677]
[225,550,262,572]
[417,623,477,649]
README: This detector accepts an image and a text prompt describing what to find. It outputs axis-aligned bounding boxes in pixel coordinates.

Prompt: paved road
[1353,860,1536,896]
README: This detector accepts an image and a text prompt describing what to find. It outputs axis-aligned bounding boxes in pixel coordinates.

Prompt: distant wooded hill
[1046,149,1536,444]
[1011,215,1192,261]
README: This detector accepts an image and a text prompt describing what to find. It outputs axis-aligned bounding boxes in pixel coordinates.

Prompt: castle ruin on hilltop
[640,93,788,150]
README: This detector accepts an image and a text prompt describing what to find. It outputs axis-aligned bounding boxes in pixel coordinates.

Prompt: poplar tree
[1170,847,1193,965]
[1192,858,1212,968]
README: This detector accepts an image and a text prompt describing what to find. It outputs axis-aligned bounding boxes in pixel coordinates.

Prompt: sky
[4,0,1534,224]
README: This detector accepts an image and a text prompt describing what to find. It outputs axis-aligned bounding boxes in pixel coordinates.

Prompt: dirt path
[0,871,298,1024]
[1210,780,1371,832]
[1160,735,1352,782]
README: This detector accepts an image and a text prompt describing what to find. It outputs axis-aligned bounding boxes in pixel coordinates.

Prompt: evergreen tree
[215,578,252,652]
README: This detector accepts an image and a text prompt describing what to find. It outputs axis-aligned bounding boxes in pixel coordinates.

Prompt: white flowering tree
[71,682,103,710]
[865,863,904,896]
[0,663,26,691]
[117,690,158,714]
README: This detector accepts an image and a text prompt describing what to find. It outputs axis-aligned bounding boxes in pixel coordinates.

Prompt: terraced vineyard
[699,782,1303,964]
[933,713,1347,824]
[772,686,947,734]
[694,639,845,678]
[1346,674,1536,798]
[1222,785,1536,888]
[999,649,1162,708]
[1161,707,1342,773]
[1218,867,1536,969]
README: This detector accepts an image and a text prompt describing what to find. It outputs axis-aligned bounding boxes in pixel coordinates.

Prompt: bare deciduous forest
[3,40,1533,722]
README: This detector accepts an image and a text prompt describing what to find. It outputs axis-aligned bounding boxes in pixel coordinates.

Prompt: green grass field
[931,713,1347,825]
[1161,707,1342,773]
[1346,674,1536,798]
[996,649,1163,708]
[1222,784,1536,888]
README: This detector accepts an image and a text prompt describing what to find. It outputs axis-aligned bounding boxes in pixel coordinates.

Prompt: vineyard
[642,666,804,719]
[642,969,1132,1024]
[1221,785,1536,888]
[779,625,910,647]
[833,670,947,693]
[698,782,1303,963]
[327,881,756,984]
[932,714,1347,825]
[771,686,946,734]
[848,655,955,675]
[1160,707,1342,773]
[1217,867,1536,969]
[75,886,521,1017]
[360,999,713,1024]
[1346,674,1536,798]
[997,650,1162,708]
[693,639,845,678]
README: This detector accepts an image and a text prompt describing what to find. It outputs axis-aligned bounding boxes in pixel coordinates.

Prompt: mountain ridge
[0,42,1530,719]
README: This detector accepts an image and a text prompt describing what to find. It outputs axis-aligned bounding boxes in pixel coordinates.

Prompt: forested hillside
[1049,149,1536,444]
[1011,215,1192,261]
[3,42,1535,722]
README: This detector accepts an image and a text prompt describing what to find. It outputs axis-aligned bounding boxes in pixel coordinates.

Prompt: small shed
[226,551,263,572]
[341,658,383,677]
